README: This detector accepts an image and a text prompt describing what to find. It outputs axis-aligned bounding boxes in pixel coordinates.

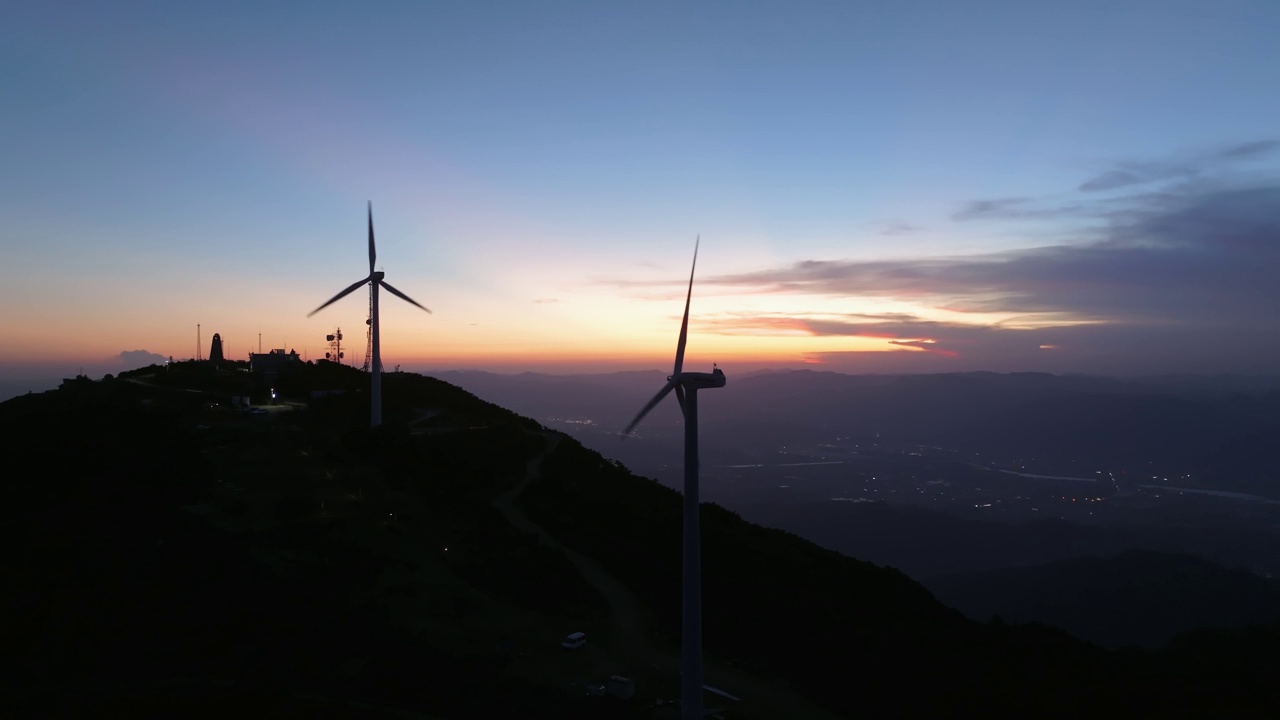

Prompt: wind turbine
[308,202,430,427]
[622,237,725,720]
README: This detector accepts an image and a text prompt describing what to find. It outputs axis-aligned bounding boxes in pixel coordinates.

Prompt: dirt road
[494,431,846,719]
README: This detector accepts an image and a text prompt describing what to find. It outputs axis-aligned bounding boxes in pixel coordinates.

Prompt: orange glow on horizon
[395,332,938,371]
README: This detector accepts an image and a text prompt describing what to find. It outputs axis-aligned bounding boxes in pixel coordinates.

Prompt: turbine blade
[307,277,369,317]
[380,280,432,313]
[674,383,686,413]
[622,380,677,437]
[368,201,376,276]
[673,235,699,376]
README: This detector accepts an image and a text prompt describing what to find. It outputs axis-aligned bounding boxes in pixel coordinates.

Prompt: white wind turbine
[622,237,725,720]
[308,202,430,427]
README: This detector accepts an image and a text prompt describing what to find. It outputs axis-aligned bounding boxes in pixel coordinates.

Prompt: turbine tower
[622,237,725,720]
[308,202,431,427]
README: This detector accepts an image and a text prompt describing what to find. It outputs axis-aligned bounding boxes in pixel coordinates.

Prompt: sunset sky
[3,1,1278,396]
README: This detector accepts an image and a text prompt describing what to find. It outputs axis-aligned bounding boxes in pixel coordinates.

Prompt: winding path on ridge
[493,433,667,673]
[493,431,844,720]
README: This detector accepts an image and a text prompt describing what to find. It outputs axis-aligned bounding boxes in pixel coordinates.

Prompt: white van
[561,632,586,650]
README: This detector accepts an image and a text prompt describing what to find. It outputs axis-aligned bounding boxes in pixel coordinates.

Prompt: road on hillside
[493,431,845,720]
[493,434,668,671]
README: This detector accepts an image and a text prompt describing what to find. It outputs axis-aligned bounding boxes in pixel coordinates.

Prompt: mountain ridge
[4,363,1280,717]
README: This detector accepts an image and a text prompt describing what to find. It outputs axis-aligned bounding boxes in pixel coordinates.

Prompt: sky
[3,1,1279,397]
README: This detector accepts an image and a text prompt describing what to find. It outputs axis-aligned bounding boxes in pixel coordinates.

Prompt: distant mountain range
[729,498,1280,580]
[927,549,1280,649]
[440,368,1280,662]
[439,369,1280,497]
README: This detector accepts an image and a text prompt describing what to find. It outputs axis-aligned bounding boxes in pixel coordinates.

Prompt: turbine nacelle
[673,369,726,390]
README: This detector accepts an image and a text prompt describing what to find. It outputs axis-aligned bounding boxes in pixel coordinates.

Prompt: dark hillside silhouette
[3,367,1280,717]
[928,550,1280,648]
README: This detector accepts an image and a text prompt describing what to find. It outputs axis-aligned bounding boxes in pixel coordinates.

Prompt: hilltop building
[209,333,225,363]
[249,348,302,395]
[249,348,302,374]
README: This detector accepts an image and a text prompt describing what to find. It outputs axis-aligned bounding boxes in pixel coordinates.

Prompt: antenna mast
[325,328,345,365]
[197,323,201,361]
[363,284,374,372]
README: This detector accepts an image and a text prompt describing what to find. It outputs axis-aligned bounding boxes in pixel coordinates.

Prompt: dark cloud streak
[951,197,1030,220]
[880,222,919,236]
[1078,163,1196,192]
[707,184,1280,327]
[699,174,1280,372]
[1219,139,1279,159]
[598,142,1280,373]
[951,197,1085,221]
[1078,139,1277,192]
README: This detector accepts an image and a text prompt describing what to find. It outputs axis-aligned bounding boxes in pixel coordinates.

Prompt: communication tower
[363,284,374,372]
[325,328,345,364]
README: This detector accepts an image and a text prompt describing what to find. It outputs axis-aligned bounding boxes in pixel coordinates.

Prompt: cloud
[598,141,1280,374]
[887,339,958,357]
[951,197,1083,221]
[709,183,1280,324]
[714,312,1280,375]
[700,313,818,336]
[1079,139,1277,192]
[695,175,1280,373]
[1079,169,1161,192]
[1078,163,1195,192]
[119,350,167,368]
[880,222,919,236]
[1219,139,1279,159]
[533,298,559,304]
[951,197,1030,220]
[850,312,922,322]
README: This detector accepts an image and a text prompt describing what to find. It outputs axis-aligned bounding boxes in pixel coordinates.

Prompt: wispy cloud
[1078,164,1195,192]
[1220,139,1280,159]
[880,222,920,236]
[708,182,1280,326]
[702,158,1279,372]
[951,196,1084,221]
[951,197,1031,220]
[599,142,1280,373]
[1078,139,1277,192]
